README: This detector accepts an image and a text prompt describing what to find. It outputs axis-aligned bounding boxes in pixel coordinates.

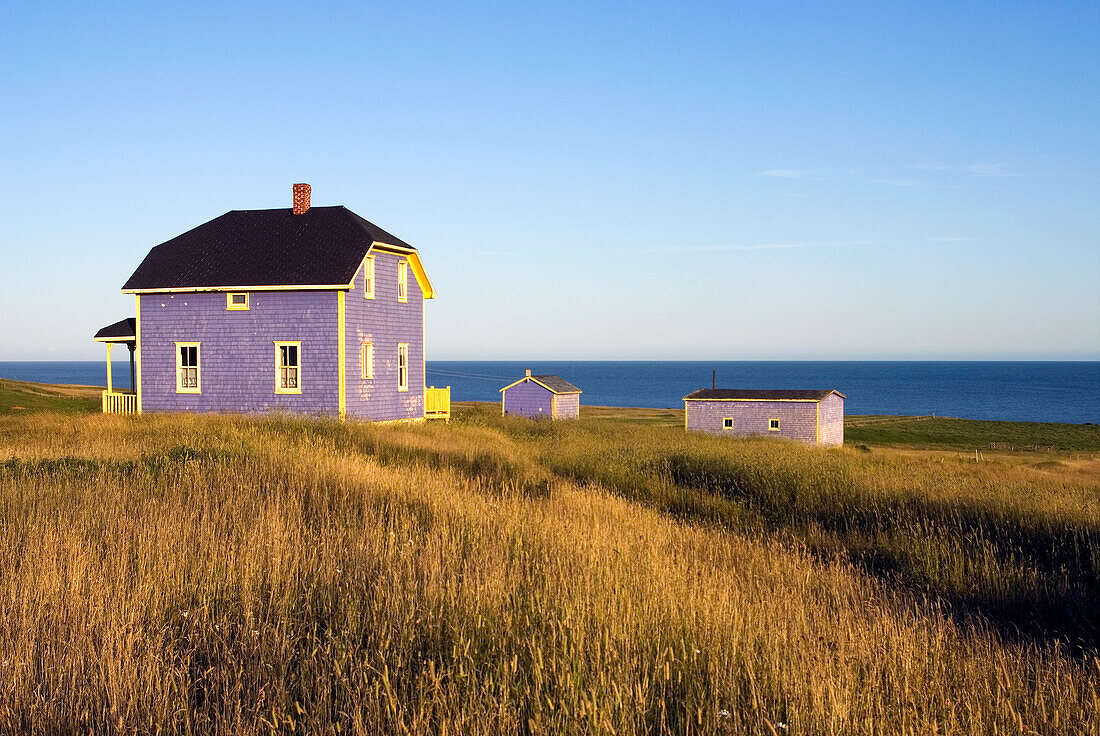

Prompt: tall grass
[473,410,1100,651]
[0,411,1098,733]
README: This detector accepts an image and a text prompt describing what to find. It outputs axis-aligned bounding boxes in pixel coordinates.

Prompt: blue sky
[2,1,1097,360]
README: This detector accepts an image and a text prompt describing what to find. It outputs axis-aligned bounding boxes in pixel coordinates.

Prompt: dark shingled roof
[121,206,413,291]
[94,317,137,341]
[530,375,582,394]
[683,389,844,401]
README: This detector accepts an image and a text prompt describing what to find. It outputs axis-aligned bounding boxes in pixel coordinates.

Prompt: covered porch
[94,318,138,414]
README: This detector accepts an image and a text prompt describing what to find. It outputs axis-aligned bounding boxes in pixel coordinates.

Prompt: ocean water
[2,361,1097,424]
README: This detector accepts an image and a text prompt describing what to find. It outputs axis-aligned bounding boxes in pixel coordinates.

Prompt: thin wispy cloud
[912,162,1015,177]
[756,162,1017,186]
[759,169,811,179]
[649,240,873,253]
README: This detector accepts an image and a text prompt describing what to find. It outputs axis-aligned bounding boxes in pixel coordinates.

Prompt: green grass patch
[846,415,1100,452]
[0,378,101,415]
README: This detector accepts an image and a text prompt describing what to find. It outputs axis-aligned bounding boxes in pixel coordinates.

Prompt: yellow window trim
[363,256,375,299]
[722,418,734,429]
[175,342,201,394]
[768,419,781,431]
[397,343,409,392]
[397,261,408,303]
[274,341,303,395]
[361,342,374,379]
[226,292,249,310]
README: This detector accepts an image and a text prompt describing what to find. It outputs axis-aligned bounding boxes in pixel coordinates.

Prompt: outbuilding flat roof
[683,389,845,401]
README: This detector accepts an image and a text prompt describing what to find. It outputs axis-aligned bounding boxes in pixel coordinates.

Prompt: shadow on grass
[662,454,1100,655]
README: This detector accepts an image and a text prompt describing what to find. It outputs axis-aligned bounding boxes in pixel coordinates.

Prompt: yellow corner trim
[337,292,346,419]
[134,295,142,413]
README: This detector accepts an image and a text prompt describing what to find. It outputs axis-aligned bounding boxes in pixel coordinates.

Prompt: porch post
[128,343,136,393]
[105,342,114,393]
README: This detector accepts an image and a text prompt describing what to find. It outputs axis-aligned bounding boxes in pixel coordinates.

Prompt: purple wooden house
[93,184,449,422]
[683,389,845,446]
[500,370,582,419]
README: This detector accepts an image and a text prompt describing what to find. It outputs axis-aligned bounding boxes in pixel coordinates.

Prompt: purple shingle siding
[818,393,844,446]
[344,251,425,421]
[553,392,580,419]
[502,381,554,418]
[139,290,339,414]
[685,393,844,446]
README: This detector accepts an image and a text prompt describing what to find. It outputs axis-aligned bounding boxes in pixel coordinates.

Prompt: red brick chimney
[292,183,311,215]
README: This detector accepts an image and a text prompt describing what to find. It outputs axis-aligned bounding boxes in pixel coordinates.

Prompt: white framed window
[723,418,734,429]
[769,418,781,431]
[397,343,409,392]
[397,261,408,302]
[274,341,302,394]
[361,342,374,379]
[364,256,375,299]
[226,292,249,310]
[175,342,200,393]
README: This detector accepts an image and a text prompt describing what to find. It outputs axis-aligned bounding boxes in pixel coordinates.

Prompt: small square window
[226,293,249,310]
[769,418,781,431]
[722,418,734,429]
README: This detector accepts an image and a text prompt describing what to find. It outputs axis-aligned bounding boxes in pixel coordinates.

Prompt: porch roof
[93,317,136,343]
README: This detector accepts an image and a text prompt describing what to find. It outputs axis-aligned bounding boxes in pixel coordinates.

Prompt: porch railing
[102,390,138,415]
[425,386,450,421]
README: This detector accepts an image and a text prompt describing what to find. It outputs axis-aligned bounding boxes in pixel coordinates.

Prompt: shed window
[398,261,408,302]
[769,418,780,431]
[361,342,374,379]
[226,292,249,310]
[397,343,409,391]
[364,256,375,299]
[723,418,734,429]
[176,343,200,393]
[275,342,301,394]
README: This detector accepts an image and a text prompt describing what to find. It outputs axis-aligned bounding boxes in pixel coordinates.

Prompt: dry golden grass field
[0,393,1098,734]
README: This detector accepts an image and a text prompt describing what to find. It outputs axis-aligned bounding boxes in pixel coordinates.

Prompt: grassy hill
[1,388,1099,732]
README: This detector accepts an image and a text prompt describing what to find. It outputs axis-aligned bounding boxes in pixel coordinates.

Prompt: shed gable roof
[121,205,431,294]
[683,389,845,401]
[499,375,582,395]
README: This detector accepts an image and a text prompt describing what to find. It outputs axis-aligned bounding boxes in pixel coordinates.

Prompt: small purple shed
[500,370,582,419]
[683,389,845,446]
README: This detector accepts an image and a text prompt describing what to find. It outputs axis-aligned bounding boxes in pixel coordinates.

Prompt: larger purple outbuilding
[94,184,449,422]
[683,389,845,446]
